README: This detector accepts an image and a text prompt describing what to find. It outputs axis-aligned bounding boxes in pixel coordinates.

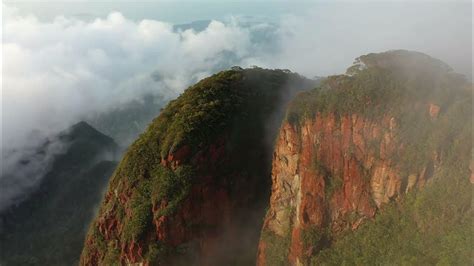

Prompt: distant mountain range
[173,20,212,32]
[0,121,119,266]
[86,95,166,147]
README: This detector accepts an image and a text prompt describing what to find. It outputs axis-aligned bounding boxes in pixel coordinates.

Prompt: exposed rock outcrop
[258,114,438,265]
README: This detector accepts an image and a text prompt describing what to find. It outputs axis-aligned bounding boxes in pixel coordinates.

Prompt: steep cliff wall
[80,68,315,265]
[258,51,473,265]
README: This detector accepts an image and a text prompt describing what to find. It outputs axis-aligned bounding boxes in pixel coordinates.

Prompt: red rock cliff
[257,111,440,265]
[83,139,261,265]
[257,50,473,266]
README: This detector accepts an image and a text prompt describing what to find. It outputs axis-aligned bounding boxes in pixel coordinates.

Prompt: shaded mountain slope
[0,121,119,266]
[80,67,315,265]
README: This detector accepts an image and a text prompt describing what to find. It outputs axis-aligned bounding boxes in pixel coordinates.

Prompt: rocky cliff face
[258,114,434,265]
[258,51,473,265]
[80,68,315,265]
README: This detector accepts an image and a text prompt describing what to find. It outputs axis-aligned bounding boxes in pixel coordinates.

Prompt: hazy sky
[4,1,313,23]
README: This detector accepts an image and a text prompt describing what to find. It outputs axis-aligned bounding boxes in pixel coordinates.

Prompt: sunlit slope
[258,50,473,265]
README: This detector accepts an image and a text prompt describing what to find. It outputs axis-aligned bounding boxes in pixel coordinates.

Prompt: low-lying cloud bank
[1,2,471,210]
[2,6,276,150]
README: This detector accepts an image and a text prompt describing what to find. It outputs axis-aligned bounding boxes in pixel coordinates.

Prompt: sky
[0,0,472,210]
[4,1,314,23]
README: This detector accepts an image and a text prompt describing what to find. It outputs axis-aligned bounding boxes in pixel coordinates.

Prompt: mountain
[81,50,472,265]
[80,67,315,265]
[173,20,212,32]
[257,50,473,265]
[87,94,166,146]
[0,121,119,266]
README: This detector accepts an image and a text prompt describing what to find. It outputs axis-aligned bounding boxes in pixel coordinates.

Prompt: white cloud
[2,5,265,151]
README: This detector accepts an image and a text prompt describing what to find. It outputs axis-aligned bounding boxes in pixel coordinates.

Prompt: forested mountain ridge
[0,121,119,265]
[80,67,315,265]
[258,50,473,265]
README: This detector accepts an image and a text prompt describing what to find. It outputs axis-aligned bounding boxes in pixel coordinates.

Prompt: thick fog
[1,1,471,210]
[262,2,472,79]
